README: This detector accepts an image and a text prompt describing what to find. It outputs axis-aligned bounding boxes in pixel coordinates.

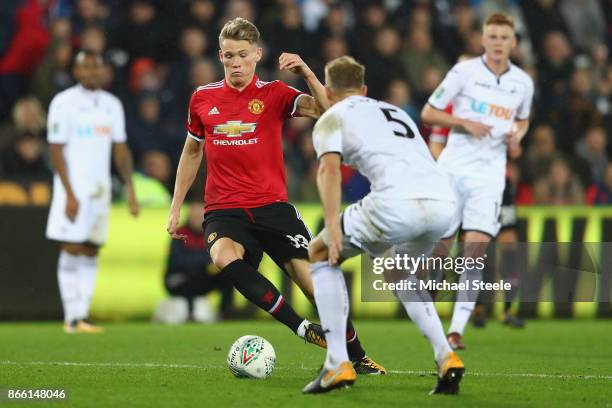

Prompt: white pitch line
[2,361,611,381]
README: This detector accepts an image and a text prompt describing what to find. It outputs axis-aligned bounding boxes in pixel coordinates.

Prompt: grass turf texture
[1,320,611,407]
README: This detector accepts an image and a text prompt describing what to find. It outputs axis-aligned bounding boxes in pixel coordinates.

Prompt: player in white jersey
[421,13,534,349]
[303,56,465,395]
[46,50,139,333]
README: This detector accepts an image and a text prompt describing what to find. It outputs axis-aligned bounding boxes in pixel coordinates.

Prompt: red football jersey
[187,75,304,212]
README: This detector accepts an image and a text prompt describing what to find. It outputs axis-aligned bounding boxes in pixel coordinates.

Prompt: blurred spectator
[185,0,217,40]
[110,0,173,63]
[538,31,574,115]
[559,0,605,53]
[141,150,172,189]
[534,158,585,205]
[267,5,311,67]
[128,57,162,95]
[385,80,419,124]
[0,96,46,153]
[521,0,568,53]
[575,127,609,184]
[314,4,354,47]
[416,65,444,108]
[556,69,603,153]
[29,40,74,108]
[79,24,107,54]
[1,133,51,181]
[361,27,405,100]
[354,2,387,55]
[521,124,561,184]
[71,0,109,35]
[128,92,168,160]
[401,27,448,94]
[160,202,233,322]
[221,0,256,28]
[586,162,612,205]
[0,0,51,120]
[440,4,478,62]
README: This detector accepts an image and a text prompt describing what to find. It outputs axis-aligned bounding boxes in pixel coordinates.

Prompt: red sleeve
[273,81,305,118]
[186,91,205,141]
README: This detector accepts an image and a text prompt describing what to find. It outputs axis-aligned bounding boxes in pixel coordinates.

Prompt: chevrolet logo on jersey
[213,121,257,137]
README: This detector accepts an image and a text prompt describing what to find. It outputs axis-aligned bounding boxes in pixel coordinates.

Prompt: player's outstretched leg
[222,259,326,347]
[392,274,465,394]
[303,261,356,394]
[286,259,385,374]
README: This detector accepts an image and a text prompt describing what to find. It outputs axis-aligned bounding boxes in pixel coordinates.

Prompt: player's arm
[112,142,139,217]
[167,137,203,240]
[421,62,491,138]
[49,143,78,222]
[317,152,343,265]
[421,104,491,139]
[279,52,329,118]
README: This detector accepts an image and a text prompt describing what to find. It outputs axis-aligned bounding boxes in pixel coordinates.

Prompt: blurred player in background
[430,111,526,329]
[46,50,139,333]
[167,18,384,374]
[421,13,534,350]
[304,56,464,395]
[163,201,234,322]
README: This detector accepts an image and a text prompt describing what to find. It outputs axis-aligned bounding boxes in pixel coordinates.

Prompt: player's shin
[394,275,452,366]
[57,251,82,324]
[311,261,350,370]
[78,255,98,319]
[222,260,305,333]
[448,266,483,336]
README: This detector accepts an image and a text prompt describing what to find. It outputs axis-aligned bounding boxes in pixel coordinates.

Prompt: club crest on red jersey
[248,99,265,115]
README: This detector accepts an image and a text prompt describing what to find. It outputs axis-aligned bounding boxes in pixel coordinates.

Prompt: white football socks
[57,251,99,324]
[394,275,452,366]
[311,261,349,370]
[78,254,98,319]
[296,319,311,338]
[448,266,483,335]
[57,251,82,324]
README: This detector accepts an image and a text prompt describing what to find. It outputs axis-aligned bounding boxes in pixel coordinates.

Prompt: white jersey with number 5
[312,95,453,203]
[428,56,534,181]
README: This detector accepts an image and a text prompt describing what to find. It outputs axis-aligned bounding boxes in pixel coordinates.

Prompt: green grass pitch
[1,320,611,407]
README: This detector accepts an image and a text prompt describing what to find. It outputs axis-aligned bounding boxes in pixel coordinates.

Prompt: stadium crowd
[0,0,611,205]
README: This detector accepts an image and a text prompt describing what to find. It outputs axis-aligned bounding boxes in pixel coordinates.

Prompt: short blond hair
[483,13,514,30]
[324,56,365,92]
[219,17,260,45]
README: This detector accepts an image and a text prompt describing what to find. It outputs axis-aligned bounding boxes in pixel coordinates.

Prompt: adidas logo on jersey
[208,107,220,115]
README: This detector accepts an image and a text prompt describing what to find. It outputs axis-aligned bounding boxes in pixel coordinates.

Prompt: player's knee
[210,239,244,269]
[307,236,327,263]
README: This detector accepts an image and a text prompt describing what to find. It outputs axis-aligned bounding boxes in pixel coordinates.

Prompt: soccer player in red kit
[166,17,384,374]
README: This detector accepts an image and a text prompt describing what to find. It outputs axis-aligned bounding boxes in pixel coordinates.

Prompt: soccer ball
[227,335,276,379]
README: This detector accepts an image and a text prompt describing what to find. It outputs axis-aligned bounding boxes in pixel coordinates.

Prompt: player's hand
[461,119,492,139]
[65,193,79,222]
[278,53,313,78]
[166,210,187,241]
[127,186,139,217]
[326,223,343,266]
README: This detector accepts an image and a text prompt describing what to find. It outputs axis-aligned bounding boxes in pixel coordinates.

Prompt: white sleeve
[427,62,468,110]
[112,99,127,143]
[47,97,70,144]
[516,77,534,120]
[313,110,343,159]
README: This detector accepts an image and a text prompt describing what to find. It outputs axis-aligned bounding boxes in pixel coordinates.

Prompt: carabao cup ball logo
[248,99,264,114]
